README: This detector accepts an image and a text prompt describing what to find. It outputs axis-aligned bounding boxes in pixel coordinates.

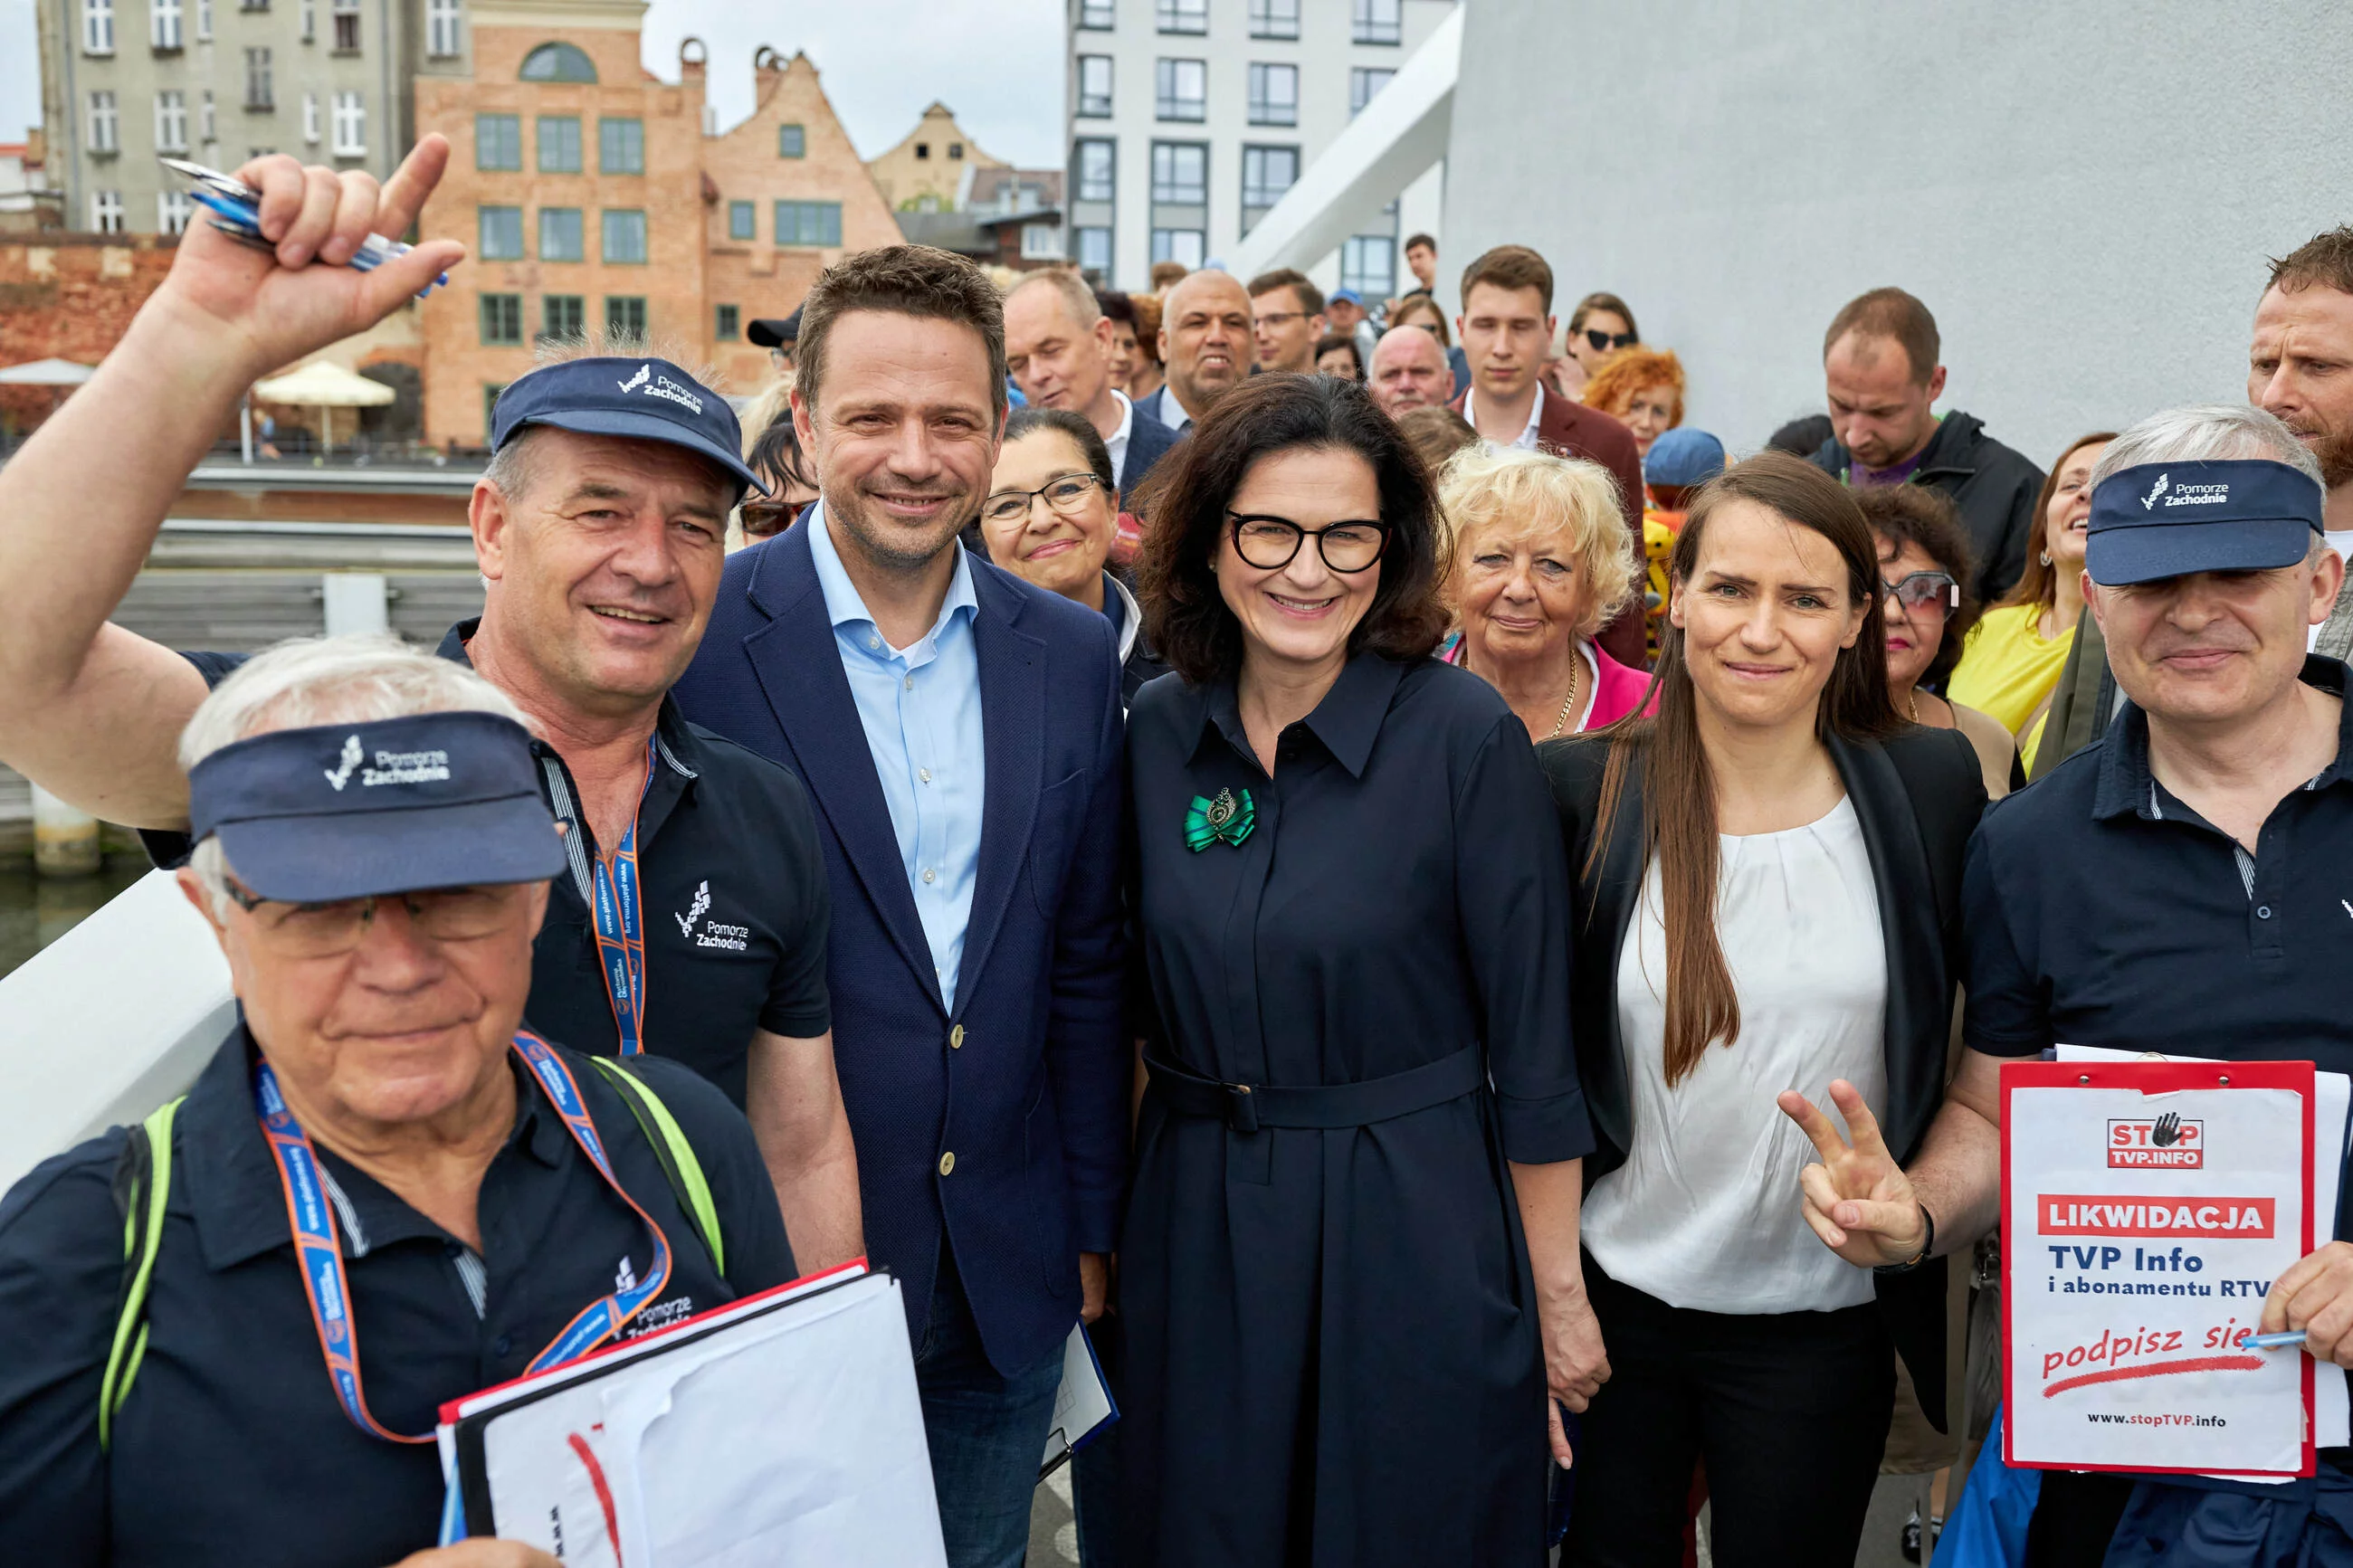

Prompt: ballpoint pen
[157,156,450,296]
[2241,1330,2310,1350]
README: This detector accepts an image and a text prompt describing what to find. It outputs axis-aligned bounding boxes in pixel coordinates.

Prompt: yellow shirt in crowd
[1948,603,2074,772]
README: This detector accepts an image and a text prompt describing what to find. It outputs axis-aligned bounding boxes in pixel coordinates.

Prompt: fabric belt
[1145,1044,1485,1134]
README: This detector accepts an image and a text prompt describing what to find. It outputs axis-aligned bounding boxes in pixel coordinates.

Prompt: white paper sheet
[1041,1322,1116,1478]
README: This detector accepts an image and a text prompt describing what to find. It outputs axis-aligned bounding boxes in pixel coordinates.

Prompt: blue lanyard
[586,735,660,1057]
[252,1029,675,1444]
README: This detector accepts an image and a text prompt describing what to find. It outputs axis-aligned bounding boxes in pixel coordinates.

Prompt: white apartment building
[1064,0,1451,300]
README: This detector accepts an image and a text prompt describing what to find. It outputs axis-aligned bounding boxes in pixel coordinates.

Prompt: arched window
[519,41,595,82]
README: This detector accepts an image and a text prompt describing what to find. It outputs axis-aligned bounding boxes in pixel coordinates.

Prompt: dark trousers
[915,1243,1065,1568]
[1565,1258,1894,1568]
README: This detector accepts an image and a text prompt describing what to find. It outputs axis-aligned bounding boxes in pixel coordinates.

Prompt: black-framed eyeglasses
[1582,328,1637,353]
[1881,570,1959,614]
[1227,511,1389,574]
[222,878,522,957]
[982,472,1108,527]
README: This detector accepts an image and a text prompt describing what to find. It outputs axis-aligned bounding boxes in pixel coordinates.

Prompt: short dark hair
[1850,484,1982,689]
[1094,289,1137,329]
[1149,260,1189,290]
[1824,287,1940,385]
[1002,404,1114,496]
[1248,267,1324,318]
[2268,225,2353,299]
[1404,233,1437,256]
[796,244,1007,424]
[748,407,815,499]
[1395,404,1478,472]
[1138,374,1452,683]
[1460,244,1555,315]
[1567,290,1638,342]
[1314,333,1362,379]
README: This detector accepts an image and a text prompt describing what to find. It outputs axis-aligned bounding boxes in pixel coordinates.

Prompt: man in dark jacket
[1807,288,2045,601]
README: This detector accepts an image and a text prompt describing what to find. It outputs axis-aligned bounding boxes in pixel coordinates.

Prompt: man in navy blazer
[671,246,1128,1568]
[1003,267,1181,493]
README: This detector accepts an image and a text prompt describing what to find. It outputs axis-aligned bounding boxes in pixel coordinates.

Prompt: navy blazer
[671,521,1130,1374]
[1120,398,1184,492]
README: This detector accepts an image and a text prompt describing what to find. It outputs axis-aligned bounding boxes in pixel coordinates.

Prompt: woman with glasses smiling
[1119,374,1596,1565]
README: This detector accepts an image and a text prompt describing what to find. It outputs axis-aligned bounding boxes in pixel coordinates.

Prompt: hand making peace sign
[1777,1079,1934,1269]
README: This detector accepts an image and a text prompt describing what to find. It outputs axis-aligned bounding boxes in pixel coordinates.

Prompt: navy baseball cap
[747,305,802,348]
[1645,427,1726,489]
[491,357,767,499]
[2085,459,2325,586]
[188,712,565,903]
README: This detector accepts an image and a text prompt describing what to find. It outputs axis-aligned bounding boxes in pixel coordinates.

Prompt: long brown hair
[1997,432,2117,613]
[1586,451,1900,1087]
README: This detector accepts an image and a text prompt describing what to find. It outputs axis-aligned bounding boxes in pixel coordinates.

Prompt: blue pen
[158,157,449,296]
[2242,1330,2310,1350]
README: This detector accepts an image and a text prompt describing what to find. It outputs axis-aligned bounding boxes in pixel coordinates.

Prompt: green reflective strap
[100,1098,181,1451]
[589,1058,725,1278]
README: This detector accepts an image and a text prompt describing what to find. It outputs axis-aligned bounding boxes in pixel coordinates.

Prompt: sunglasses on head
[1582,328,1636,353]
[1882,570,1959,614]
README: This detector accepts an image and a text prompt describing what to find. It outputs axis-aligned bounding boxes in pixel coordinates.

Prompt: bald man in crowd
[1003,269,1181,489]
[1136,269,1255,433]
[1368,322,1456,420]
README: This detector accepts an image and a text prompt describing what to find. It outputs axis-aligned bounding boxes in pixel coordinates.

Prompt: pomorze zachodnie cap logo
[323,732,452,793]
[617,361,705,416]
[2139,470,2230,511]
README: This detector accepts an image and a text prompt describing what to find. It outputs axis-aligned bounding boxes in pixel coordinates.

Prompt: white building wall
[1066,0,1452,299]
[1442,0,2353,467]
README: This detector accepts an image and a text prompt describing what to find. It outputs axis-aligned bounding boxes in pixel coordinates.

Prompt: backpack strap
[588,1057,725,1279]
[100,1097,183,1451]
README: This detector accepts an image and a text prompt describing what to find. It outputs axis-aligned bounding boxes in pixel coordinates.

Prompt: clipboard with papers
[436,1260,949,1567]
[1040,1320,1119,1479]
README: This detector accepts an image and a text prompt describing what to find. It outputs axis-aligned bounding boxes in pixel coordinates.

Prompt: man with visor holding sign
[0,640,801,1567]
[1782,404,2353,1564]
[0,140,861,1272]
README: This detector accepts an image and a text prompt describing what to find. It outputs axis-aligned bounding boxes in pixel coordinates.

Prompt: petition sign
[2002,1060,2316,1478]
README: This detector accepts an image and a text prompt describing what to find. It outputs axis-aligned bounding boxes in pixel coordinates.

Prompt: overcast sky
[0,0,1066,166]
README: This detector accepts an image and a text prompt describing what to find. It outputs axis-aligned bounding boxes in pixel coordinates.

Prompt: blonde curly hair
[1435,444,1637,640]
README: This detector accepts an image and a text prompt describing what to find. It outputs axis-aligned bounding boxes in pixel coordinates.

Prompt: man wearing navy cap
[0,141,863,1276]
[0,639,798,1568]
[1783,404,2353,1565]
[748,304,803,375]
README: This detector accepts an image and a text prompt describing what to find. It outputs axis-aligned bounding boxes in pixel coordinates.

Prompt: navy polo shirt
[0,1026,795,1568]
[1964,656,2353,1070]
[157,620,833,1107]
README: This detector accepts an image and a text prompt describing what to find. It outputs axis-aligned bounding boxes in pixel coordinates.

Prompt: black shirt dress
[1120,651,1592,1566]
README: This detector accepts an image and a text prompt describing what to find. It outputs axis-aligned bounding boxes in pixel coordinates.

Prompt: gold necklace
[1545,652,1584,739]
[1906,689,1920,724]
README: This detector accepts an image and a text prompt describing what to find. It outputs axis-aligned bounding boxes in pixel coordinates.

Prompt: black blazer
[1536,723,1987,1430]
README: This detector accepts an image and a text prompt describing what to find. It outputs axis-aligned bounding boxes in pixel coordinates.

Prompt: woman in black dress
[1120,373,1601,1566]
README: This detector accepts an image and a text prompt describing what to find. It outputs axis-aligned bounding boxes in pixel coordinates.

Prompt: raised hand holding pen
[1777,1079,1933,1269]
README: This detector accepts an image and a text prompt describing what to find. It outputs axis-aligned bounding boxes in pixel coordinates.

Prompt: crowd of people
[1,129,2352,1568]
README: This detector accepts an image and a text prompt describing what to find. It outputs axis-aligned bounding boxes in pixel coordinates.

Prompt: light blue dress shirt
[805,502,987,1011]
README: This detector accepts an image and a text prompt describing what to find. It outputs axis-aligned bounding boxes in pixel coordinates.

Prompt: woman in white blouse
[1536,451,1986,1563]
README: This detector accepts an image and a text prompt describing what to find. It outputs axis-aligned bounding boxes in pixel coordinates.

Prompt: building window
[1073,138,1115,203]
[1020,223,1062,261]
[477,204,521,258]
[948,142,963,159]
[1155,58,1205,121]
[426,0,461,57]
[1249,0,1298,38]
[538,207,583,261]
[195,0,210,39]
[1150,228,1204,269]
[1149,140,1205,204]
[90,190,125,232]
[539,294,584,342]
[299,0,311,42]
[158,189,192,233]
[1240,143,1297,233]
[87,90,119,154]
[1076,0,1112,27]
[479,292,521,345]
[156,90,188,151]
[1247,62,1297,126]
[244,48,273,110]
[330,0,357,49]
[598,117,643,174]
[776,123,805,158]
[475,112,519,170]
[519,40,595,81]
[1155,0,1205,33]
[1348,66,1395,117]
[601,208,646,263]
[1341,234,1395,298]
[728,200,754,241]
[301,91,319,144]
[1076,55,1112,119]
[1351,0,1401,44]
[605,295,646,338]
[82,0,113,52]
[715,303,740,340]
[151,0,182,50]
[914,142,929,160]
[1075,226,1112,279]
[199,90,215,143]
[331,90,364,155]
[537,115,581,173]
[774,200,842,247]
[241,0,264,11]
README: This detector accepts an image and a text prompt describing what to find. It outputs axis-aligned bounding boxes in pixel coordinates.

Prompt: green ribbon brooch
[1184,786,1255,852]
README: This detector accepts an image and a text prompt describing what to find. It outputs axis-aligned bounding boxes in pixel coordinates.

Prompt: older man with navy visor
[0,639,797,1568]
[1781,405,2353,1567]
